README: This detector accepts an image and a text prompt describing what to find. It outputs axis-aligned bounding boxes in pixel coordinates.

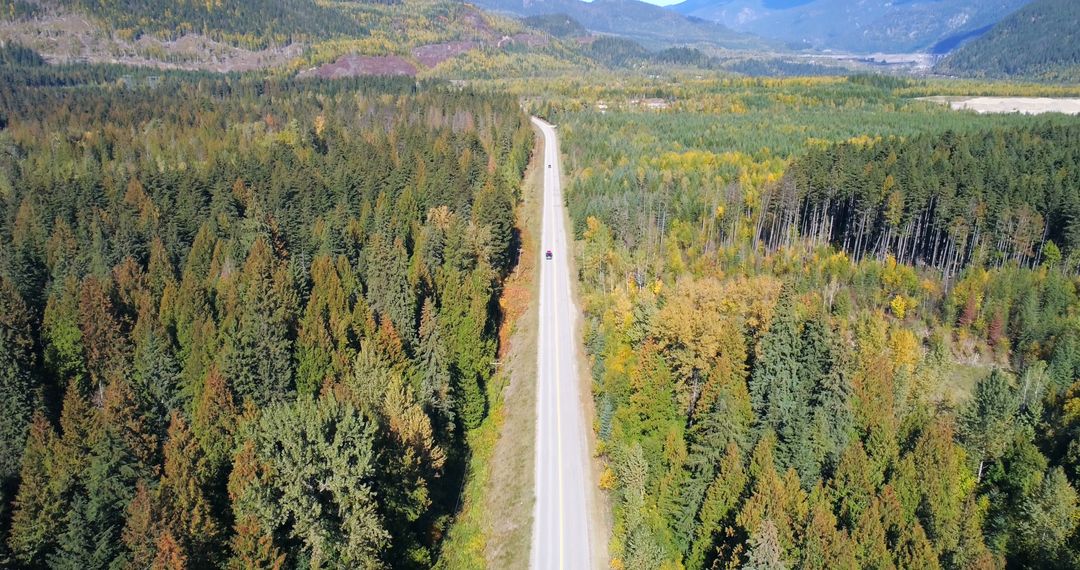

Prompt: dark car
[545,250,553,260]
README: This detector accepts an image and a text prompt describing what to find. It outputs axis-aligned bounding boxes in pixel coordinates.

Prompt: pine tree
[750,287,812,480]
[1015,467,1078,566]
[221,237,297,406]
[800,498,856,570]
[233,395,388,566]
[686,442,747,570]
[132,304,182,424]
[471,174,515,273]
[959,370,1019,481]
[152,530,188,570]
[744,519,788,570]
[78,276,130,391]
[192,365,238,475]
[416,297,452,425]
[42,275,86,396]
[366,232,417,349]
[102,376,160,473]
[0,278,36,482]
[82,426,143,566]
[9,197,48,312]
[8,414,62,566]
[122,480,160,569]
[159,412,219,565]
[228,515,284,570]
[48,495,96,570]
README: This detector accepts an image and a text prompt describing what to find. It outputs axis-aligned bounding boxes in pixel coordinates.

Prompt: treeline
[0,63,532,568]
[551,78,1080,569]
[56,0,368,49]
[766,124,1080,276]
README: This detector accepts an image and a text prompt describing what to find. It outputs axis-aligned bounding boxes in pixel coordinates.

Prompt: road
[530,117,595,570]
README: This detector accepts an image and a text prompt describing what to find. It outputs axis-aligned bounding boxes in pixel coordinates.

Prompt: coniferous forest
[0,57,532,568]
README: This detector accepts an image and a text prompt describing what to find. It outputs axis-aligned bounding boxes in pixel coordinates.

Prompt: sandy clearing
[920,96,1080,115]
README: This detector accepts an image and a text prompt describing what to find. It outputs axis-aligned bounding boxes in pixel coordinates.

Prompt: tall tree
[220,237,297,406]
[750,287,814,482]
[959,370,1019,481]
[231,395,388,567]
[0,278,36,482]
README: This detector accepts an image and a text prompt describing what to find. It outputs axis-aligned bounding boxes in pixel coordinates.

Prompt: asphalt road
[530,117,594,570]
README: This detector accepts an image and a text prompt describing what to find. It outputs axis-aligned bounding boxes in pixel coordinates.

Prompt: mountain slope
[669,0,1031,53]
[935,0,1080,80]
[470,0,766,50]
[0,0,592,75]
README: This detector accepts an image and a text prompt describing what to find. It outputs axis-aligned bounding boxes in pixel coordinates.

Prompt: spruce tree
[0,278,35,482]
[750,287,811,479]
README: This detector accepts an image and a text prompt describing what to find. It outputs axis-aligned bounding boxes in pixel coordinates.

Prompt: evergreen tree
[367,233,417,350]
[232,395,388,567]
[416,297,453,427]
[959,370,1020,481]
[686,442,747,570]
[228,515,284,570]
[0,278,35,482]
[750,287,813,481]
[122,480,160,570]
[221,237,297,406]
[471,175,515,274]
[1015,467,1078,567]
[159,412,220,566]
[744,519,788,570]
[7,414,62,566]
[41,276,86,397]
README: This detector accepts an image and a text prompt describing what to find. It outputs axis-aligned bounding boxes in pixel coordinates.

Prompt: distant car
[548,164,552,168]
[545,250,553,260]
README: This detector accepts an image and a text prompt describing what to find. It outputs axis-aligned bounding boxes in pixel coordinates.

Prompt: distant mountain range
[468,0,767,50]
[935,0,1080,80]
[667,0,1033,53]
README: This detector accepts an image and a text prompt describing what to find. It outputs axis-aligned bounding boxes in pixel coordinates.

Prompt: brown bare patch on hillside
[412,41,479,68]
[298,54,417,79]
[0,12,303,72]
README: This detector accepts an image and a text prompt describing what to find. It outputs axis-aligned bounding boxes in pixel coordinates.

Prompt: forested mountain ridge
[468,0,767,50]
[0,56,534,567]
[934,0,1080,81]
[668,0,1031,53]
[0,0,592,76]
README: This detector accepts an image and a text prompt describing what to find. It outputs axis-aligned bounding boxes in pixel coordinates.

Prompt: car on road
[545,250,553,260]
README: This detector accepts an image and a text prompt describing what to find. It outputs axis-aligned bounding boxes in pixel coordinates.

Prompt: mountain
[934,0,1080,80]
[668,0,1032,53]
[0,0,590,75]
[468,0,767,50]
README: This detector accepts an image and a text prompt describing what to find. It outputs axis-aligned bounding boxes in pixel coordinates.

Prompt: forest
[934,0,1080,81]
[0,57,532,568]
[536,75,1080,569]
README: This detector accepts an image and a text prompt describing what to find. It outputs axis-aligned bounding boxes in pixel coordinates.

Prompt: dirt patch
[483,123,544,568]
[920,96,1080,115]
[298,54,417,79]
[412,41,478,68]
[506,33,550,49]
